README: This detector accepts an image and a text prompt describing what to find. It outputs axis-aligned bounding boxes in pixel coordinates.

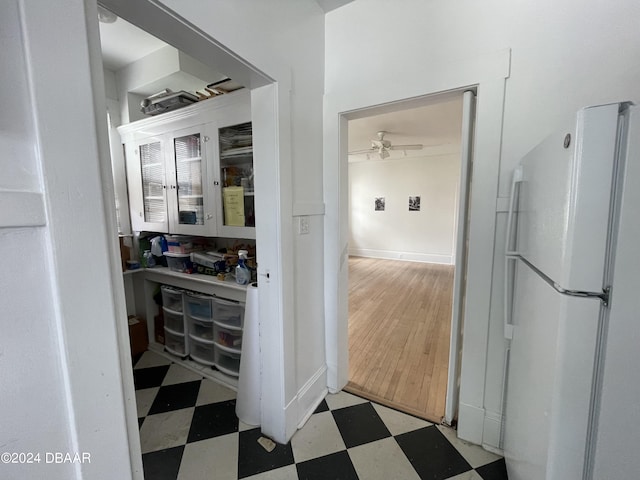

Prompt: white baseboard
[282,365,329,442]
[482,411,504,451]
[458,403,505,454]
[457,402,485,445]
[294,366,328,433]
[349,248,453,265]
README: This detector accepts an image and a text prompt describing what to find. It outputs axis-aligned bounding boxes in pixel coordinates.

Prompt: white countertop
[142,266,249,292]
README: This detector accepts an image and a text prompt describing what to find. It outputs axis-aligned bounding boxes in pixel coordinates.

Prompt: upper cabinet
[217,117,255,237]
[118,90,254,239]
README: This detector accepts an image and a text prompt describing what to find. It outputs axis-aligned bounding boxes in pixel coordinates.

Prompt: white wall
[348,153,460,264]
[326,0,640,450]
[154,0,327,440]
[104,67,118,101]
[1,0,137,478]
[0,3,75,478]
[115,46,226,123]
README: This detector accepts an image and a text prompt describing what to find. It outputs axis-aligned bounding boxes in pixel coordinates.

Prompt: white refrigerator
[502,101,640,479]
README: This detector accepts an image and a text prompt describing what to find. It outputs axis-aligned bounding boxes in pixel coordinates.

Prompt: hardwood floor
[345,256,454,423]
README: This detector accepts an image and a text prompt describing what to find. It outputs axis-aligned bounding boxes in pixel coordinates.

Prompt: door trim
[445,89,477,425]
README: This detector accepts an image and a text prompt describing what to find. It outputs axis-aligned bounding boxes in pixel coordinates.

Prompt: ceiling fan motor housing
[348,129,423,159]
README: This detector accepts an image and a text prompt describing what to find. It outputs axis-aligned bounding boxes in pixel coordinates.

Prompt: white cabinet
[118,90,255,238]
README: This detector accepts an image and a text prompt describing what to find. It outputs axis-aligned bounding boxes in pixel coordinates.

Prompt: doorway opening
[92,0,286,473]
[343,90,475,424]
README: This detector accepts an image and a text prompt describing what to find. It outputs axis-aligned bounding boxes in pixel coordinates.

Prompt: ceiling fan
[348,131,423,159]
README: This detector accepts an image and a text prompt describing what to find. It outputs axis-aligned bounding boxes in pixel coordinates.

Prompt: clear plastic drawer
[188,315,214,341]
[212,298,244,328]
[215,349,240,376]
[161,285,184,313]
[190,337,215,365]
[214,324,242,351]
[164,328,186,357]
[185,292,213,319]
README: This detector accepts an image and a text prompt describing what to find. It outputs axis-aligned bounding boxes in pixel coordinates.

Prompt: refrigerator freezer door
[591,105,640,479]
[516,103,620,292]
[504,260,602,480]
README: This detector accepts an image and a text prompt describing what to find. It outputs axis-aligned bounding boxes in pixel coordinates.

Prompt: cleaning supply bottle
[143,250,155,268]
[235,250,251,285]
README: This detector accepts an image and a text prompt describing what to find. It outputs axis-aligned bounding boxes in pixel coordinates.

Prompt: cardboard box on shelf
[128,315,148,357]
[154,312,165,345]
[119,236,133,271]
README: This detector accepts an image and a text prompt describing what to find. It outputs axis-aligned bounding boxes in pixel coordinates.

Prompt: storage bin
[188,315,214,341]
[164,252,193,273]
[164,235,197,254]
[163,307,184,334]
[164,329,186,357]
[190,337,216,365]
[214,324,242,350]
[161,285,184,312]
[215,349,241,376]
[212,298,244,328]
[185,292,213,319]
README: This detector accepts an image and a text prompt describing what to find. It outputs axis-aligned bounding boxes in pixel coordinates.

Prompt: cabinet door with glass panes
[125,135,169,233]
[166,125,217,236]
[215,106,255,239]
[124,126,217,236]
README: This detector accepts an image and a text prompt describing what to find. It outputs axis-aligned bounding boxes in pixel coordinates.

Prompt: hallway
[347,257,453,422]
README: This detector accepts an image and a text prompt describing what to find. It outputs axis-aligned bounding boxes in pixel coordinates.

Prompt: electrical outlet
[298,216,310,235]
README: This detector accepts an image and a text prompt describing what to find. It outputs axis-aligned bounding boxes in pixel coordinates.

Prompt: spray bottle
[235,250,251,285]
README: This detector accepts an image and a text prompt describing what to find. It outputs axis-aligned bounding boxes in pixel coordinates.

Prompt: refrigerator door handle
[553,284,611,306]
[504,256,517,339]
[504,166,523,340]
[505,166,524,256]
[520,255,612,306]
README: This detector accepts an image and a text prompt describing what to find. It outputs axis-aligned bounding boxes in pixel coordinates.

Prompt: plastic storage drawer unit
[190,337,215,365]
[164,329,186,357]
[163,307,185,334]
[188,316,214,341]
[212,298,244,328]
[161,285,184,312]
[185,292,213,319]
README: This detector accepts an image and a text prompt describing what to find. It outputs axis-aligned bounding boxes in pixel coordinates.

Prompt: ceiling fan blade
[388,144,423,150]
[348,148,375,155]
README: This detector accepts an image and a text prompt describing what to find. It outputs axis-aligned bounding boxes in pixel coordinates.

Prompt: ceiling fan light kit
[349,130,423,159]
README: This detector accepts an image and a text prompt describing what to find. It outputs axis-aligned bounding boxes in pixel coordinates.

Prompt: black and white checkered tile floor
[134,350,508,480]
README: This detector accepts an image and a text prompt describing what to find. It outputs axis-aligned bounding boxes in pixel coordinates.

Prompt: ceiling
[98,3,462,153]
[98,1,354,71]
[99,16,167,71]
[348,96,464,160]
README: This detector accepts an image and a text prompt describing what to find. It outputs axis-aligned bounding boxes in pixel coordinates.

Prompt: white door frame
[338,88,474,424]
[92,0,292,452]
[445,90,476,425]
[324,50,511,445]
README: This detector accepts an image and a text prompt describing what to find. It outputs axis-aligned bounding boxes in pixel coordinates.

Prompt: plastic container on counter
[164,252,193,273]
